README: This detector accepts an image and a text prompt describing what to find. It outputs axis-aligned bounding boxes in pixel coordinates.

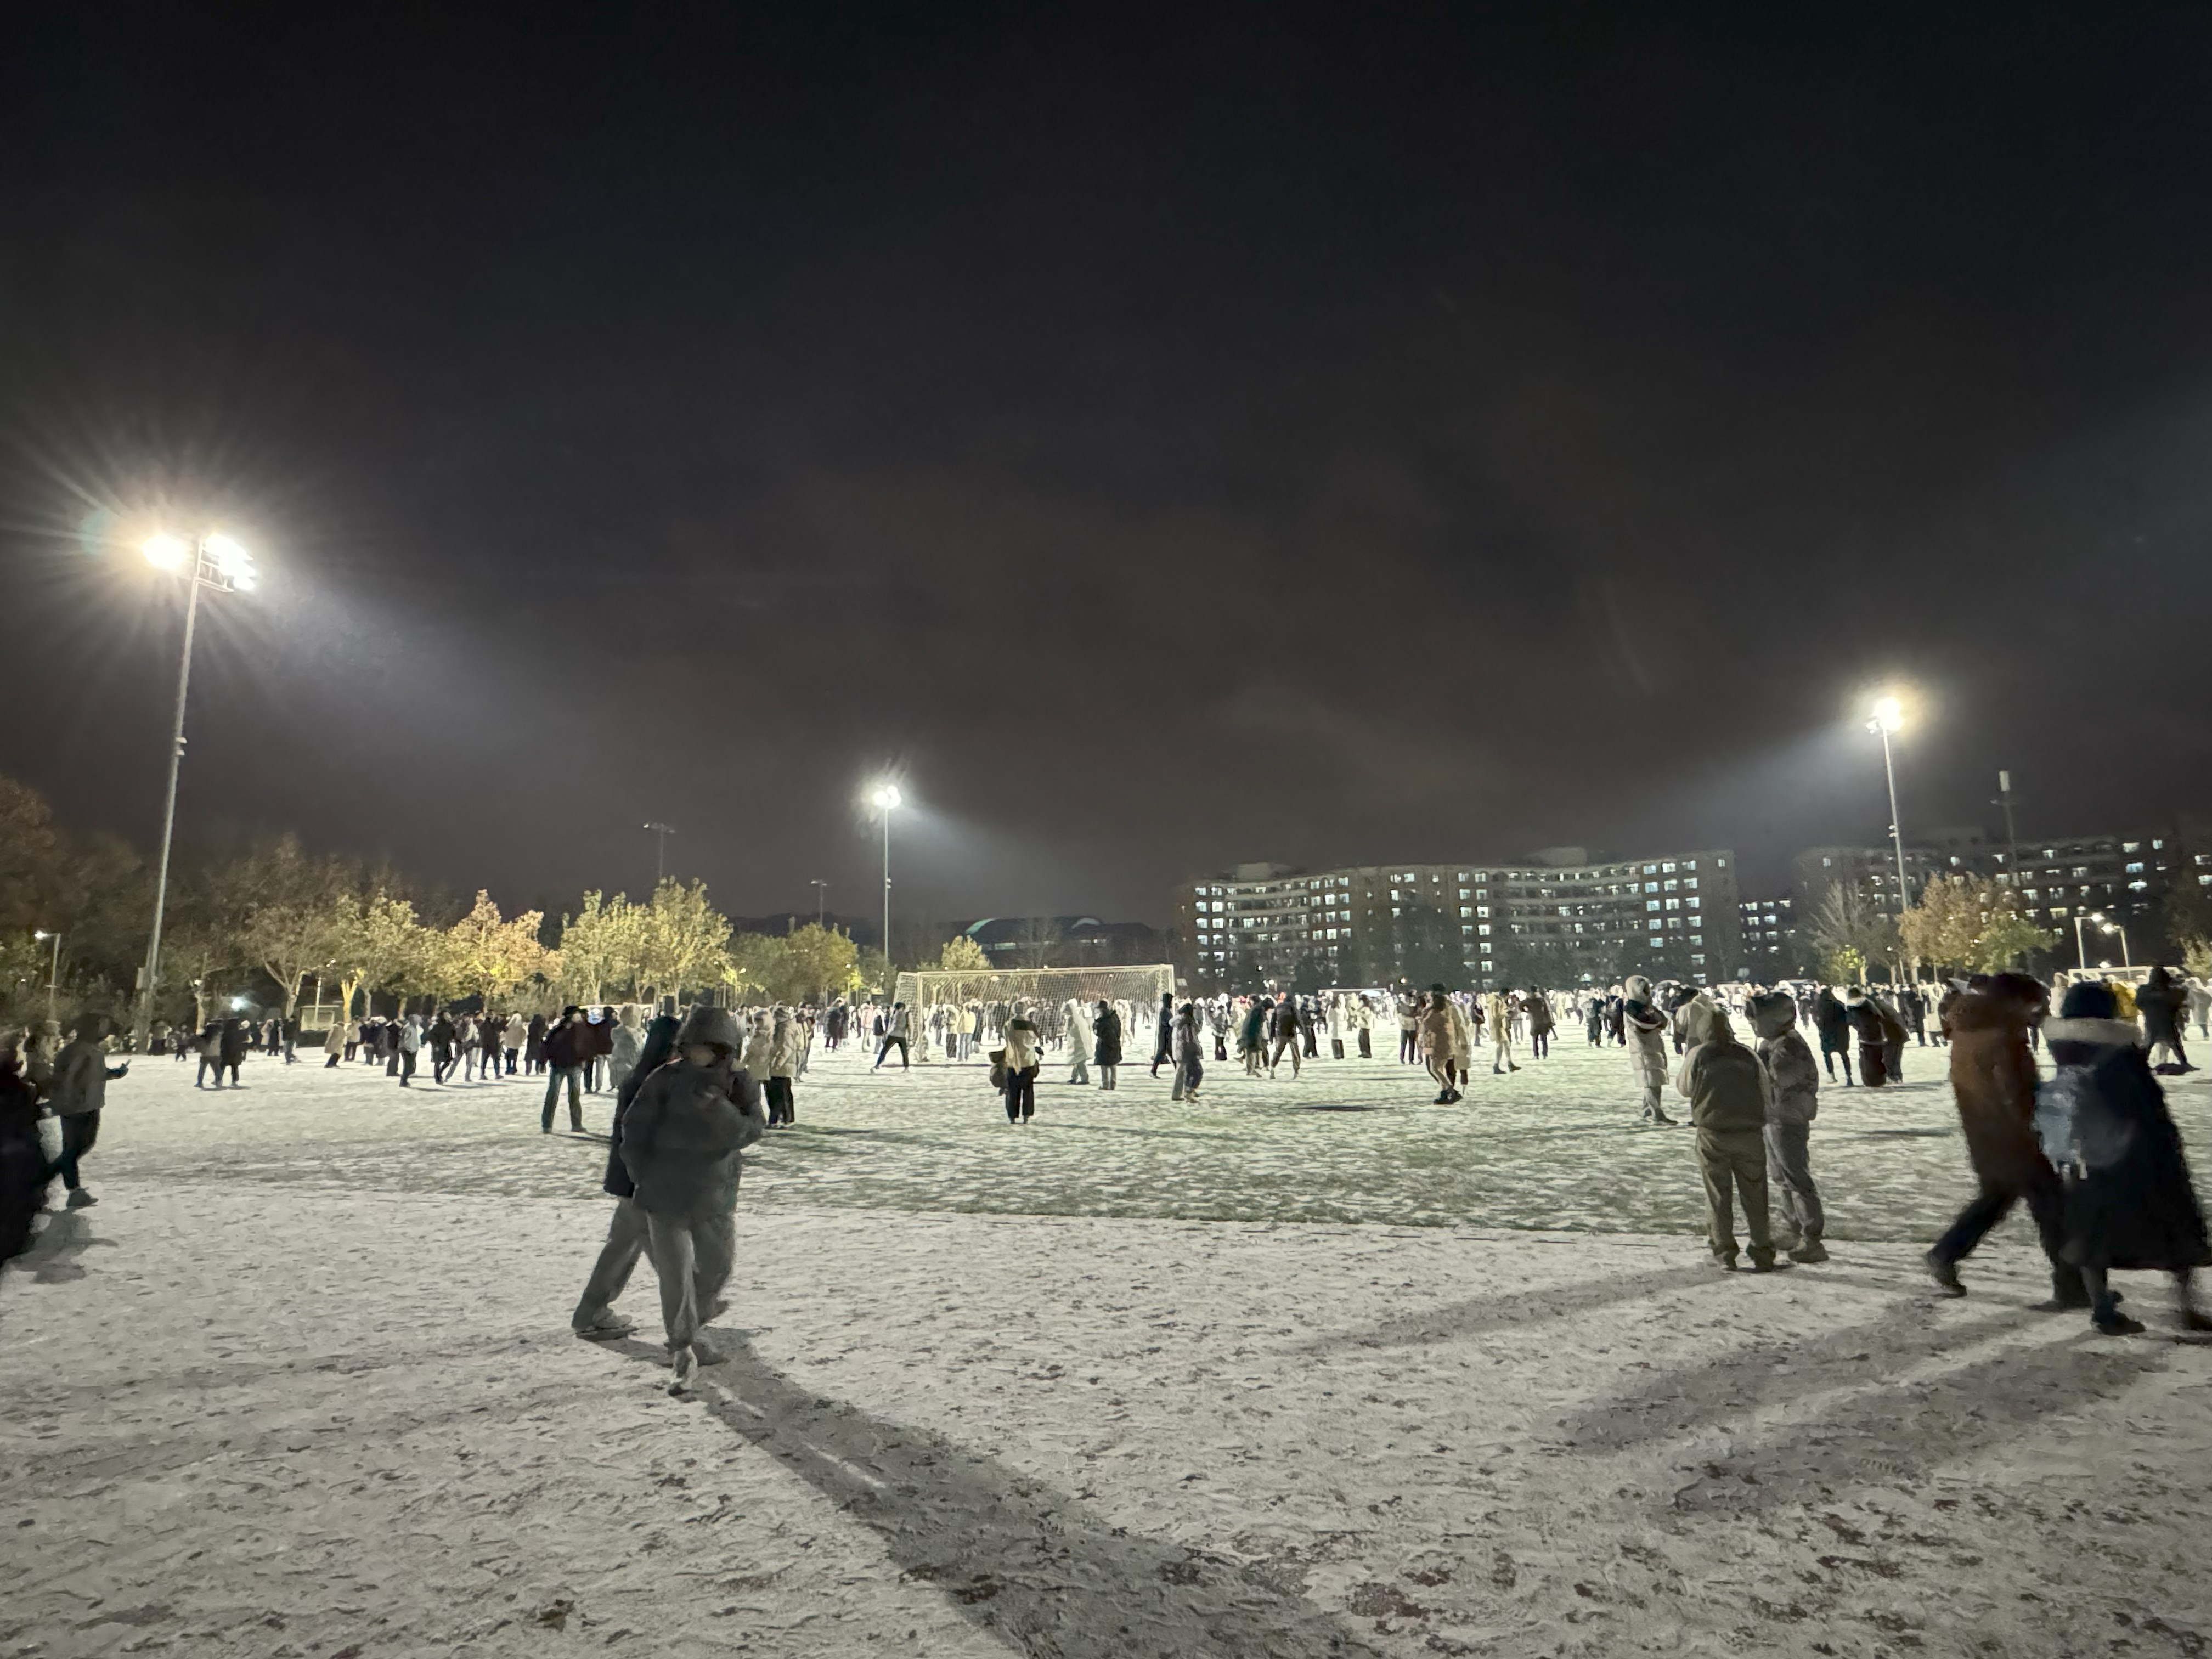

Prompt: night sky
[4,5,2209,927]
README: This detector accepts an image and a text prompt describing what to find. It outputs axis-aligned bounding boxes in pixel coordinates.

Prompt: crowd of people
[3,963,2207,1384]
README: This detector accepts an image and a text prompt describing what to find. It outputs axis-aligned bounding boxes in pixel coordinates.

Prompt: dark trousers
[196,1056,220,1086]
[505,1048,521,1074]
[874,1037,909,1069]
[1331,1038,1345,1059]
[543,1066,583,1128]
[1358,1029,1371,1058]
[49,1111,100,1190]
[1400,1030,1417,1063]
[765,1076,794,1125]
[1932,1164,2084,1299]
[432,1050,454,1084]
[325,1052,341,1068]
[1005,1065,1037,1120]
[399,1051,417,1085]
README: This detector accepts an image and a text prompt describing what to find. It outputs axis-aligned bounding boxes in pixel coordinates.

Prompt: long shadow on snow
[1656,1333,2166,1517]
[1294,1264,1720,1355]
[2,1209,116,1288]
[624,1333,1378,1658]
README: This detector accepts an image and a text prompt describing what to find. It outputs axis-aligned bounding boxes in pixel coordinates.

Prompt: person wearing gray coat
[1623,975,1678,1126]
[600,1004,764,1392]
[43,1013,128,1209]
[1748,991,1826,1262]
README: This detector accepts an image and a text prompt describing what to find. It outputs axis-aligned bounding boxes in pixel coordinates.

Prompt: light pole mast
[871,786,902,994]
[1869,697,1911,983]
[35,930,61,1024]
[644,822,676,885]
[810,878,828,928]
[136,532,255,1051]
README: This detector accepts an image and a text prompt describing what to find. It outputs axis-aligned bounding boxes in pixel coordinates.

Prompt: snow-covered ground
[5,1039,2209,1657]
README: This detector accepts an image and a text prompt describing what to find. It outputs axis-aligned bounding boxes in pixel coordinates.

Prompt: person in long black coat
[1813,988,1854,1084]
[2137,966,2193,1073]
[1149,993,1174,1077]
[2045,980,2211,1335]
[1091,999,1122,1092]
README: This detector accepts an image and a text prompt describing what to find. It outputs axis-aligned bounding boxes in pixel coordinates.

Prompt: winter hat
[676,1003,744,1052]
[2058,980,2117,1022]
[1745,991,1797,1036]
[1623,975,1653,1002]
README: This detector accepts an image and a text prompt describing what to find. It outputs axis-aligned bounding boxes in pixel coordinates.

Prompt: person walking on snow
[1748,990,1826,1263]
[1149,992,1175,1077]
[2040,979,2211,1335]
[1001,1015,1041,1122]
[1675,1000,1787,1272]
[1813,986,1854,1084]
[1624,975,1677,1125]
[43,1012,128,1209]
[585,1002,764,1391]
[1091,998,1123,1091]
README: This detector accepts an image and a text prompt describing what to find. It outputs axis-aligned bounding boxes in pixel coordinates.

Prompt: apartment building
[1735,894,1805,979]
[1994,832,2209,955]
[1176,848,1742,989]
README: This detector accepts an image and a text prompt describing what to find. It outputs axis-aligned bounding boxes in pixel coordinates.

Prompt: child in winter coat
[1747,991,1826,1262]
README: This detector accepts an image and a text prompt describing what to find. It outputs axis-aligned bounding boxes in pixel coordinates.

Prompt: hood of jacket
[676,1003,744,1052]
[1745,991,1797,1040]
[1679,998,1736,1047]
[1623,974,1654,1002]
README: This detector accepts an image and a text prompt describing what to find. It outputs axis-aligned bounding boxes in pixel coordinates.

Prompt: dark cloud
[3,3,2209,922]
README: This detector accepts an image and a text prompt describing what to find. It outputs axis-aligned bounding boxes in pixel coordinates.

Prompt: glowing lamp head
[872,785,903,810]
[142,533,189,571]
[1871,696,1904,733]
[33,930,52,940]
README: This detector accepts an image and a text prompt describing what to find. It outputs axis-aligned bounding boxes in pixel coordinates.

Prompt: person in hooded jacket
[1092,998,1123,1090]
[1171,1002,1205,1104]
[1812,987,1854,1084]
[541,1007,588,1130]
[1001,1014,1041,1122]
[613,1003,766,1390]
[766,1008,803,1125]
[1674,1001,1786,1271]
[218,1017,248,1086]
[1063,997,1092,1085]
[428,1012,458,1084]
[573,1007,680,1341]
[2041,979,2211,1335]
[1148,992,1175,1077]
[43,1012,129,1209]
[1923,973,2085,1307]
[1846,988,1897,1086]
[1623,975,1678,1125]
[2136,965,2193,1073]
[1747,991,1826,1262]
[1525,989,1555,1058]
[607,1005,645,1100]
[1239,998,1269,1075]
[1268,995,1304,1078]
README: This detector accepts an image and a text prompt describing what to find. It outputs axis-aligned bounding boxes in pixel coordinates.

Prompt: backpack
[2034,1067,2136,1175]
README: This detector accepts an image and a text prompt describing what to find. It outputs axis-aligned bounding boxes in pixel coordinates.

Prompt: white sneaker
[573,1311,635,1341]
[669,1345,698,1392]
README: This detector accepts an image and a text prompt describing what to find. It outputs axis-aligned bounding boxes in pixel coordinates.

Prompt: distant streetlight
[1865,693,1913,974]
[32,930,61,1023]
[871,785,903,988]
[643,822,676,885]
[136,531,258,1052]
[2071,911,2131,974]
[810,878,828,928]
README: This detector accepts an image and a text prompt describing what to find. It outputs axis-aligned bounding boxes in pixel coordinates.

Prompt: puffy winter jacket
[620,1055,764,1218]
[1673,1003,1769,1132]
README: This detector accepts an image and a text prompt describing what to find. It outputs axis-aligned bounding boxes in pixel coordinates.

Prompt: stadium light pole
[644,822,676,885]
[1867,694,1912,981]
[871,785,902,991]
[810,878,828,928]
[136,531,257,1052]
[33,930,61,1024]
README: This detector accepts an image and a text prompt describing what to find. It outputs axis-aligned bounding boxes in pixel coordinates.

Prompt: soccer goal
[891,963,1177,1012]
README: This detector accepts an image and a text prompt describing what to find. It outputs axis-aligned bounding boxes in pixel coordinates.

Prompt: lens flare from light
[143,533,189,571]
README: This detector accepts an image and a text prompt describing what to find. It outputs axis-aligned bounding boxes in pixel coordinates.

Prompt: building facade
[1177,849,1742,990]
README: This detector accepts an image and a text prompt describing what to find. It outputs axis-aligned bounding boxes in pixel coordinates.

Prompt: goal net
[891,963,1176,1013]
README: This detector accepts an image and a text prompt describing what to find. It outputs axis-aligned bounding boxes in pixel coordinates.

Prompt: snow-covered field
[5,1038,2209,1657]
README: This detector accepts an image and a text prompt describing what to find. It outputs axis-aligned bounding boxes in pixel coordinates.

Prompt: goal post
[891,963,1177,1012]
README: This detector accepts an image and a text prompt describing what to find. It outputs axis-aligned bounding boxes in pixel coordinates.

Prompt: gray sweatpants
[572,1196,736,1351]
[1763,1121,1823,1243]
